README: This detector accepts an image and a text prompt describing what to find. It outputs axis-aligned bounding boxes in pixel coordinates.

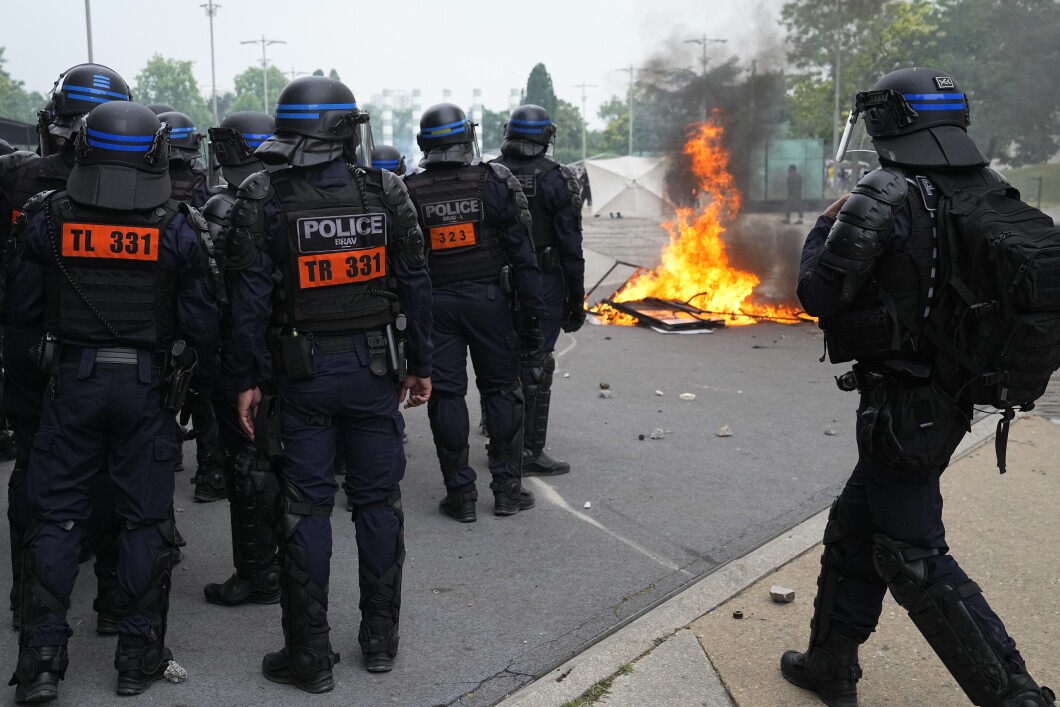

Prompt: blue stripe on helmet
[170,128,197,135]
[909,103,966,111]
[374,160,400,169]
[903,93,963,100]
[276,112,320,119]
[87,138,151,152]
[510,126,544,134]
[426,119,466,132]
[65,93,116,105]
[63,84,130,100]
[93,74,111,86]
[275,102,357,110]
[242,133,273,140]
[510,118,551,126]
[245,140,266,147]
[425,124,465,137]
[86,128,156,143]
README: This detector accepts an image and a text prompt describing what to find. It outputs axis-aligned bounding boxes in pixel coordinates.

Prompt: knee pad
[277,483,332,541]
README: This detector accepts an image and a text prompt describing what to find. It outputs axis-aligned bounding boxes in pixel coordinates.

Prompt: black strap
[995,407,1015,474]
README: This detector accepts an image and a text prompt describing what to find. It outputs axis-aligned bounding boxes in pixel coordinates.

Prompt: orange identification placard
[429,224,476,251]
[298,246,387,289]
[61,223,160,261]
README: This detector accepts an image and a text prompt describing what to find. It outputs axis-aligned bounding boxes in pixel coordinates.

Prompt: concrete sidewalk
[499,414,1060,707]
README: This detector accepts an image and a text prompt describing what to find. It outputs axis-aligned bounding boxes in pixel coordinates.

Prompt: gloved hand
[179,389,215,441]
[562,298,587,333]
[520,315,544,356]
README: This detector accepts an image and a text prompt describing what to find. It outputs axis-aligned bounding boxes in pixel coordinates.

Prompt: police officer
[493,104,585,476]
[198,111,283,603]
[5,100,218,701]
[157,111,210,208]
[225,76,432,690]
[404,103,544,522]
[370,145,407,176]
[0,63,132,632]
[782,68,1055,707]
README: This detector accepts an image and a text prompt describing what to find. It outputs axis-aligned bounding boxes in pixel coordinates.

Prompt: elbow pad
[819,167,907,302]
[224,170,273,271]
[489,162,532,230]
[557,165,584,228]
[381,170,426,268]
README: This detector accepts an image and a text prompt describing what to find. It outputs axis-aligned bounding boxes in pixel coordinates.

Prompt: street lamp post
[833,0,844,162]
[573,82,597,163]
[84,0,94,62]
[616,66,634,156]
[201,1,220,125]
[241,35,286,114]
[683,34,727,123]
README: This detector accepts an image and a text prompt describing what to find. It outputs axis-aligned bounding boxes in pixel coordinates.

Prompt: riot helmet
[147,104,177,115]
[0,138,13,156]
[256,76,371,168]
[37,63,131,156]
[502,104,555,158]
[156,111,203,164]
[417,103,478,166]
[201,192,236,248]
[68,101,172,210]
[208,111,274,187]
[836,67,987,169]
[370,144,406,175]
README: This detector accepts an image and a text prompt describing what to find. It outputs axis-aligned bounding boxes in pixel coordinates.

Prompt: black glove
[178,389,215,441]
[562,298,587,333]
[520,315,545,356]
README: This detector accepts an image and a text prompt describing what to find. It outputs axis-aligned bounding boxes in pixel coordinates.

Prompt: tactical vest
[1,153,71,235]
[494,155,558,250]
[826,169,937,361]
[404,164,505,287]
[44,194,179,348]
[169,162,207,204]
[270,168,397,335]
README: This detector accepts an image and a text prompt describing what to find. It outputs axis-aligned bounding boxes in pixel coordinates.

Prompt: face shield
[835,108,880,178]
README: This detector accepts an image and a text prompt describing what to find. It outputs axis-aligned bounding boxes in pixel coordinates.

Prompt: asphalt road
[0,212,861,706]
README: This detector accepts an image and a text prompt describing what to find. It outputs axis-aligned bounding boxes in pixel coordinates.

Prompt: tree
[231,65,289,116]
[525,64,557,115]
[134,54,212,128]
[0,47,47,124]
[551,99,586,164]
[480,107,507,153]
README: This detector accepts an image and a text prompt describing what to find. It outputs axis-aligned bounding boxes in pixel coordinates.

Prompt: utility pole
[84,0,94,62]
[241,35,286,114]
[573,82,597,163]
[616,66,635,156]
[683,34,727,123]
[201,1,220,125]
[288,67,308,81]
[833,0,843,162]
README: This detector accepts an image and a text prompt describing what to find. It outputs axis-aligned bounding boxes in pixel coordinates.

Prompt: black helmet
[208,111,274,186]
[201,192,236,248]
[147,104,177,115]
[854,67,987,168]
[68,102,171,210]
[38,64,131,155]
[417,103,477,165]
[257,76,369,167]
[503,104,555,146]
[370,144,406,175]
[156,111,202,161]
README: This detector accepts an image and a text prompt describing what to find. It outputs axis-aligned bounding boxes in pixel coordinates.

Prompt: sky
[4,0,788,129]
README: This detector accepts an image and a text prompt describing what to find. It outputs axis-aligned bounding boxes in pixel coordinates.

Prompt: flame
[592,118,804,327]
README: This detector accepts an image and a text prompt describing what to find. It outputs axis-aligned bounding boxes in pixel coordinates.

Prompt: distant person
[580,168,592,208]
[783,163,803,225]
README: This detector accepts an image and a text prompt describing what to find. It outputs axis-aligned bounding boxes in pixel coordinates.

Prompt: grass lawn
[998,163,1060,209]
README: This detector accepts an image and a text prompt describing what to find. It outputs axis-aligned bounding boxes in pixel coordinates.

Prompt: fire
[592,119,804,327]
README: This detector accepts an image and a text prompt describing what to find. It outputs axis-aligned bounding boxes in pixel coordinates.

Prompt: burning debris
[589,119,808,330]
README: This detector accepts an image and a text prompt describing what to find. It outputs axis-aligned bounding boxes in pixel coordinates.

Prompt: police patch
[420,198,484,228]
[514,174,537,197]
[934,76,955,90]
[296,213,388,254]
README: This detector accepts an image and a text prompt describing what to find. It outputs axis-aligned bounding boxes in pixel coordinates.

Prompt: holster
[385,314,408,382]
[277,330,316,380]
[366,331,388,378]
[162,340,198,412]
[538,246,560,272]
[35,333,60,373]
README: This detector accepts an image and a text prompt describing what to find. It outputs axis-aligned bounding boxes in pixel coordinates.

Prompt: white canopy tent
[584,156,674,219]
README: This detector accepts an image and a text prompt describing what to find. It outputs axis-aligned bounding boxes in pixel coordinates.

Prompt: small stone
[824,429,837,436]
[770,585,796,603]
[164,660,188,683]
[679,393,696,401]
[715,425,733,437]
[654,390,664,396]
[732,610,744,620]
[563,372,570,378]
[638,434,645,441]
[649,428,665,440]
[583,501,591,509]
[604,336,612,340]
[599,390,612,399]
[599,382,610,390]
[175,507,185,513]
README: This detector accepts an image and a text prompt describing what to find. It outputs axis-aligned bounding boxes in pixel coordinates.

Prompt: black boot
[192,463,227,503]
[491,479,535,516]
[354,491,404,674]
[262,628,338,694]
[114,642,172,696]
[1000,671,1056,707]
[521,448,570,476]
[780,631,862,707]
[439,483,477,523]
[358,613,399,673]
[10,645,67,704]
[204,565,280,606]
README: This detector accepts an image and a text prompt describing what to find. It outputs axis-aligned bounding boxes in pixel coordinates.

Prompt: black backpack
[912,169,1060,470]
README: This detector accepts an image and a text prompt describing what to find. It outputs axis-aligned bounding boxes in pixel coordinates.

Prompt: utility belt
[56,345,166,368]
[835,359,933,397]
[269,316,407,382]
[536,246,560,272]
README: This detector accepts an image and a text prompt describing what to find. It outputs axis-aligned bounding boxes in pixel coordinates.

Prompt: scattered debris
[638,434,645,441]
[732,610,744,620]
[679,393,696,401]
[715,425,733,437]
[599,382,611,390]
[164,661,188,683]
[770,586,796,603]
[649,428,665,440]
[599,390,612,399]
[563,372,570,378]
[175,507,185,514]
[654,390,664,396]
[583,501,592,509]
[824,429,837,436]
